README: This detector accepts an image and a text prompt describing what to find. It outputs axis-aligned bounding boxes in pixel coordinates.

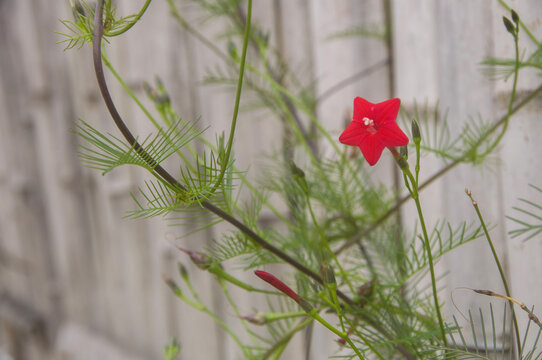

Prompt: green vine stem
[307,309,365,360]
[163,275,249,357]
[483,10,521,157]
[390,146,448,347]
[465,189,521,357]
[209,0,252,194]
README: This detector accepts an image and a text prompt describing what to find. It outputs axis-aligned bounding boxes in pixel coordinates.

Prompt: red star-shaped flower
[339,97,409,166]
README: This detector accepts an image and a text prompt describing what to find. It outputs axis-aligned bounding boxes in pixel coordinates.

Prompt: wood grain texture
[0,0,540,359]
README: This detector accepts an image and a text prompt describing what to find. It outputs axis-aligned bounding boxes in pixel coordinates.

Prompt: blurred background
[0,0,541,359]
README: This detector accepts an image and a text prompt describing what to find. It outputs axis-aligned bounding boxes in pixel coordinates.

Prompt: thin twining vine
[91,0,331,301]
[207,0,252,195]
[90,2,416,358]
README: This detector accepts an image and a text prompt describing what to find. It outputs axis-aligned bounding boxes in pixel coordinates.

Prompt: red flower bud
[254,270,300,303]
[240,312,266,325]
[177,247,212,270]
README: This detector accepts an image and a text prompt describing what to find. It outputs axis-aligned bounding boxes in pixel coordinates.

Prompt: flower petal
[339,120,368,146]
[359,134,387,166]
[373,98,401,126]
[353,97,376,123]
[377,123,409,147]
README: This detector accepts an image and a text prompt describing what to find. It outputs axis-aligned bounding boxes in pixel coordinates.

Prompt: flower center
[362,117,374,126]
[362,117,377,134]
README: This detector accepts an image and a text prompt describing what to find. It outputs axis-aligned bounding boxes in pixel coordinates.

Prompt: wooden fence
[0,0,541,359]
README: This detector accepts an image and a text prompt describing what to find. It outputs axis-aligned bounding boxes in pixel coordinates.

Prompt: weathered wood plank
[1,1,541,359]
[434,0,508,347]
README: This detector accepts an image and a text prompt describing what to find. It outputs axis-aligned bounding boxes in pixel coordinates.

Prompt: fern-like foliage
[127,180,183,219]
[58,1,97,49]
[58,0,145,49]
[481,44,542,80]
[425,303,542,360]
[401,104,500,167]
[507,184,542,242]
[402,221,484,284]
[327,23,388,43]
[74,119,200,175]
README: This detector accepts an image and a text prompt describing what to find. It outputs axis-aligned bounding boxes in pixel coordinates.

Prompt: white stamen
[362,117,374,126]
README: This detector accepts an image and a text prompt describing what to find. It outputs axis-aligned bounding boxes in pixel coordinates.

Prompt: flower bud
[69,0,87,21]
[511,9,519,24]
[240,312,266,325]
[400,146,408,160]
[162,274,182,297]
[357,278,375,306]
[177,247,213,270]
[163,340,181,360]
[143,82,154,99]
[320,263,336,286]
[289,161,309,194]
[411,120,421,144]
[503,16,516,36]
[254,270,300,303]
[228,41,239,60]
[177,262,189,280]
[290,161,305,179]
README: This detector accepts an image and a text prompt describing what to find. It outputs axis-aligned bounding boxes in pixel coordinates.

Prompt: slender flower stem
[164,276,248,357]
[218,279,260,347]
[409,174,447,346]
[206,263,279,295]
[342,316,386,360]
[308,310,365,360]
[466,190,521,357]
[391,147,447,346]
[411,181,447,346]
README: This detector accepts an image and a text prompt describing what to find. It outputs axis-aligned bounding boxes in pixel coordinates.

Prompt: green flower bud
[240,312,266,325]
[511,9,519,24]
[71,0,86,21]
[178,262,189,280]
[290,161,309,194]
[177,247,213,270]
[228,41,238,60]
[400,146,408,160]
[357,278,376,306]
[142,82,154,99]
[411,120,421,144]
[320,263,336,285]
[163,274,183,297]
[163,340,181,360]
[503,16,516,36]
